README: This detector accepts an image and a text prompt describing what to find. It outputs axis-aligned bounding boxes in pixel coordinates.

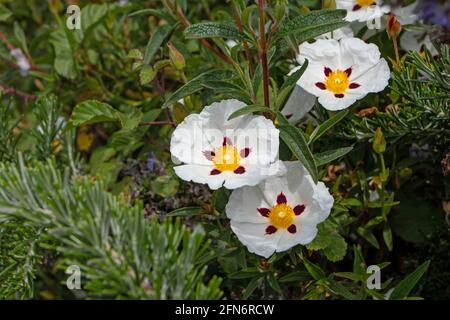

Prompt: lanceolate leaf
[145,24,177,64]
[167,206,205,217]
[279,125,318,183]
[302,256,326,280]
[314,146,353,166]
[276,9,348,40]
[309,109,349,144]
[163,70,235,108]
[228,105,272,120]
[184,22,249,40]
[280,59,309,92]
[389,260,430,300]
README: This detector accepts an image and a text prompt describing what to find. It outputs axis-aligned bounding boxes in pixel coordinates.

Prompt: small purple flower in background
[146,152,156,172]
[417,0,450,29]
[409,143,430,159]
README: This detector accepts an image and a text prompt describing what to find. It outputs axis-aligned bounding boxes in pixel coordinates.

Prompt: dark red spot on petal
[324,67,332,76]
[285,113,293,120]
[240,148,251,158]
[234,166,246,174]
[210,169,221,175]
[352,4,361,11]
[222,137,232,146]
[371,2,377,6]
[265,225,277,235]
[277,192,287,204]
[349,83,361,89]
[315,82,326,90]
[203,150,215,161]
[288,224,297,234]
[335,94,344,98]
[257,208,270,217]
[344,67,352,77]
[293,205,305,216]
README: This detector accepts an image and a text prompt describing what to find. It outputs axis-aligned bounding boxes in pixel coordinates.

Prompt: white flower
[295,37,390,111]
[336,0,390,23]
[316,26,354,40]
[170,99,282,190]
[226,161,334,258]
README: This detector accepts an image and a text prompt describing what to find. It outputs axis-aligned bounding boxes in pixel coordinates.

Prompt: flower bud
[168,43,185,70]
[387,13,402,39]
[373,128,386,154]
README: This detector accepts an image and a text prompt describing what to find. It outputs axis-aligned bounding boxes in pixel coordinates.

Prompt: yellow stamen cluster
[269,203,295,229]
[213,146,241,172]
[325,70,350,94]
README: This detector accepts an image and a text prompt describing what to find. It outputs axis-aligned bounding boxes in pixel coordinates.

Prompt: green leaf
[302,256,325,280]
[227,105,272,120]
[333,272,363,282]
[314,147,353,166]
[70,100,120,127]
[279,271,311,283]
[150,175,180,197]
[373,127,386,154]
[309,110,349,144]
[267,274,282,294]
[357,227,380,249]
[144,24,177,64]
[229,268,264,279]
[383,224,393,251]
[163,70,235,108]
[326,280,356,300]
[278,124,318,183]
[0,4,12,21]
[243,276,264,299]
[280,60,309,92]
[167,206,205,217]
[276,9,348,40]
[389,260,430,300]
[50,28,78,80]
[184,22,249,40]
[139,65,156,85]
[118,108,143,131]
[323,235,348,262]
[14,22,28,55]
[74,4,108,43]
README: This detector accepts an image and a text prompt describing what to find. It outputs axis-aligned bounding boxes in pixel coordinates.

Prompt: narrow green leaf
[267,274,282,294]
[279,271,311,283]
[167,206,204,217]
[309,110,349,144]
[184,22,249,40]
[390,260,430,300]
[144,24,177,64]
[326,280,356,300]
[163,70,235,108]
[383,224,393,251]
[279,124,318,183]
[243,276,264,299]
[280,59,309,92]
[0,4,12,21]
[303,256,325,280]
[228,105,272,120]
[276,9,348,39]
[314,147,353,166]
[357,227,380,249]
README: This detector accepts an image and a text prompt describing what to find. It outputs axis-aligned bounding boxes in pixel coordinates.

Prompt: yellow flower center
[325,70,350,94]
[356,0,376,7]
[269,203,295,229]
[213,146,241,172]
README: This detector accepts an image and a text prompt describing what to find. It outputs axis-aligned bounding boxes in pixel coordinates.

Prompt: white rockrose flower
[226,161,334,258]
[170,99,282,190]
[10,48,30,76]
[295,37,390,111]
[336,0,390,23]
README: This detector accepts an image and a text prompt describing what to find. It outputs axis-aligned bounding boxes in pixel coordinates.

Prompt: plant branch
[231,0,254,73]
[258,0,270,109]
[0,83,36,102]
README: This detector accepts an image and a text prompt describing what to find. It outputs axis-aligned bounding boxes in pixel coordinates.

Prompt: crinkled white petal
[170,99,281,189]
[226,161,334,258]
